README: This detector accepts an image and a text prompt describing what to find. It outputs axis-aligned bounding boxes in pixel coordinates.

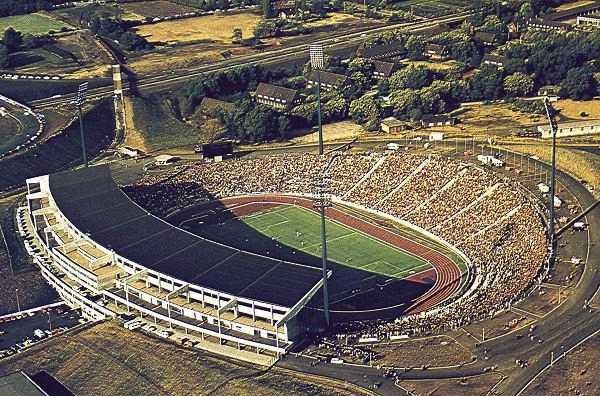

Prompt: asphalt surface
[0,307,83,350]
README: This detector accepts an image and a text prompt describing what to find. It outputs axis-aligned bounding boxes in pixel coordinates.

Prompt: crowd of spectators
[124,150,548,339]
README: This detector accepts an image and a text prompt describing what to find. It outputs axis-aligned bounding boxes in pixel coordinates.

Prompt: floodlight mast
[310,44,324,155]
[543,97,557,269]
[312,154,339,329]
[76,82,89,167]
[310,43,331,328]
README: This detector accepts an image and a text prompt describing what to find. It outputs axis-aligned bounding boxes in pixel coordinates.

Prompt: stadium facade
[23,165,327,357]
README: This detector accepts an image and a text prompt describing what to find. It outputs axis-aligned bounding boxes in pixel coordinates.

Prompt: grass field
[235,205,430,278]
[134,12,261,43]
[0,13,72,35]
[125,95,201,152]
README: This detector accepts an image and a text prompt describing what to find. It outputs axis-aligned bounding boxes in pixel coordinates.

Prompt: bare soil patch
[523,334,600,396]
[372,336,474,368]
[291,120,367,144]
[398,372,504,396]
[462,310,534,342]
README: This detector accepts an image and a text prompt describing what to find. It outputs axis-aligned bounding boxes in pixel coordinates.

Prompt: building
[306,70,348,90]
[380,117,407,133]
[482,54,507,69]
[545,2,600,21]
[372,60,400,79]
[254,83,299,110]
[537,119,600,138]
[537,85,561,96]
[423,43,449,60]
[154,154,178,166]
[357,40,406,60]
[527,18,572,32]
[474,31,499,46]
[0,371,73,396]
[22,165,325,362]
[577,15,600,27]
[429,132,445,141]
[420,115,457,128]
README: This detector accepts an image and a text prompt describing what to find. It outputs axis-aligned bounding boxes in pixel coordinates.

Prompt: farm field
[134,12,262,43]
[0,13,73,36]
[121,0,198,19]
[195,205,430,278]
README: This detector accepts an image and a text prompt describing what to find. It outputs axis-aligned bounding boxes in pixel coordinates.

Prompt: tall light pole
[543,97,557,269]
[310,43,330,328]
[310,44,324,155]
[76,82,89,167]
[15,288,20,313]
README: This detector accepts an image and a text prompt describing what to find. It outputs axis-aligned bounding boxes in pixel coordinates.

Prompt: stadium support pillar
[167,303,172,329]
[252,302,256,322]
[201,289,205,308]
[125,285,130,313]
[157,275,162,293]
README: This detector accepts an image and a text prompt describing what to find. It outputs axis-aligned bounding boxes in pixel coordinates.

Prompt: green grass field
[241,205,430,278]
[0,13,72,36]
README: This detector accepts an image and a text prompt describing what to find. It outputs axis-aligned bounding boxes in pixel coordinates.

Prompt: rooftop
[46,165,323,308]
[255,83,298,103]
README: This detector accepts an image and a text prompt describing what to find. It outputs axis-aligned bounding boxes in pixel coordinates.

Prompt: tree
[349,94,381,130]
[232,27,243,43]
[262,0,274,18]
[0,43,8,68]
[389,65,432,90]
[3,27,22,52]
[469,64,504,101]
[405,35,425,60]
[311,0,326,16]
[503,72,534,97]
[560,66,596,100]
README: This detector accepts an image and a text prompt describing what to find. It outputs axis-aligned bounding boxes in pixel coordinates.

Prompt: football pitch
[239,205,431,278]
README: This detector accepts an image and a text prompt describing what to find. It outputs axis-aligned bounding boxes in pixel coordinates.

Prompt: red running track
[217,195,463,315]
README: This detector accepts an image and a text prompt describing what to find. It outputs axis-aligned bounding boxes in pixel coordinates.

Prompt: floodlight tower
[543,97,558,267]
[310,44,324,155]
[76,82,89,167]
[311,42,329,328]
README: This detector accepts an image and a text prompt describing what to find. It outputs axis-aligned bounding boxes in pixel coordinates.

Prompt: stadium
[21,149,548,362]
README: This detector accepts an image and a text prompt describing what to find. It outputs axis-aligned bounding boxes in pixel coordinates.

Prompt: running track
[210,194,463,315]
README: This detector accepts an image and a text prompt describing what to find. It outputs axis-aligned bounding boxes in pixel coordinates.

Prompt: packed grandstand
[124,151,549,339]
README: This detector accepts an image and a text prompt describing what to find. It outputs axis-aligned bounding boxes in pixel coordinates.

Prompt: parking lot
[0,306,85,358]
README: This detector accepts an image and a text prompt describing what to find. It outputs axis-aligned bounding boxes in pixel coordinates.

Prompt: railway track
[29,11,473,109]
